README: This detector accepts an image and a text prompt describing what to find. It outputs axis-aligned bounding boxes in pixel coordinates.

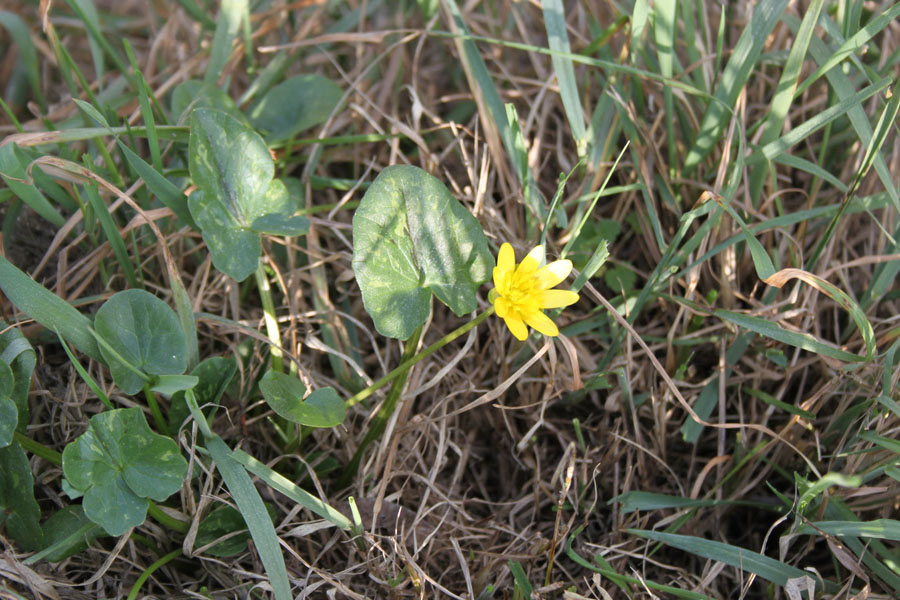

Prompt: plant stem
[147,501,189,534]
[13,431,62,465]
[339,324,423,488]
[125,548,182,600]
[143,386,167,433]
[344,307,494,409]
[255,260,283,373]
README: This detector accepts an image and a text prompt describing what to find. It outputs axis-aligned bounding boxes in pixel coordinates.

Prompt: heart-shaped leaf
[0,442,43,550]
[248,74,343,140]
[259,370,346,428]
[352,165,492,339]
[188,108,308,281]
[93,290,188,395]
[62,407,188,536]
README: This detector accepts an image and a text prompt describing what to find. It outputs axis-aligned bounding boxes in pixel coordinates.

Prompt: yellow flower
[491,243,579,341]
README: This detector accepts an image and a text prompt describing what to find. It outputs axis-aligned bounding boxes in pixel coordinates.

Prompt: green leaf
[716,310,865,363]
[38,505,103,562]
[203,436,291,600]
[205,0,247,87]
[248,74,343,140]
[0,11,44,109]
[352,165,492,339]
[613,491,720,513]
[168,357,237,435]
[171,80,245,124]
[797,519,900,541]
[0,360,15,447]
[93,290,188,395]
[683,0,790,170]
[189,107,273,226]
[0,255,102,362]
[0,320,36,430]
[0,144,65,227]
[188,109,306,281]
[0,442,43,550]
[187,189,261,282]
[61,407,188,536]
[628,529,812,587]
[150,375,199,396]
[231,449,351,529]
[259,370,346,428]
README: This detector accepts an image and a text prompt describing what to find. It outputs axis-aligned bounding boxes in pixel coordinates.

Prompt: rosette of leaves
[62,407,188,536]
[188,108,309,281]
[351,165,493,340]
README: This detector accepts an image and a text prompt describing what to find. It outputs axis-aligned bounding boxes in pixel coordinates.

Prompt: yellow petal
[517,245,544,276]
[503,315,529,341]
[492,266,506,293]
[497,243,515,273]
[539,289,579,308]
[533,259,573,289]
[524,310,559,337]
[494,296,509,318]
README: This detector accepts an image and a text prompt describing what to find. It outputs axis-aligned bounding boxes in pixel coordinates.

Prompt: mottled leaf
[352,165,492,339]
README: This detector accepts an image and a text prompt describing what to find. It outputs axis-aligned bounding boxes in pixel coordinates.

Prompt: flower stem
[339,324,422,488]
[255,260,283,374]
[344,306,494,409]
[143,385,167,433]
[338,307,494,488]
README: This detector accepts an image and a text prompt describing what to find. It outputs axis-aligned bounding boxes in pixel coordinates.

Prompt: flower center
[505,273,535,308]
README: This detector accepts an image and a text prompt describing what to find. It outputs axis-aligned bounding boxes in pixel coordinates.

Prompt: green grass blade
[566,527,712,599]
[614,492,720,513]
[442,0,544,233]
[63,0,135,91]
[81,181,139,288]
[683,0,789,170]
[199,433,291,600]
[628,529,817,587]
[71,0,104,92]
[232,449,350,528]
[653,0,677,172]
[794,2,900,99]
[748,0,825,204]
[123,40,163,172]
[798,17,900,213]
[798,519,900,541]
[541,0,587,156]
[0,256,102,362]
[747,76,891,165]
[715,310,863,363]
[0,11,45,110]
[0,144,65,227]
[57,334,111,409]
[205,0,247,86]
